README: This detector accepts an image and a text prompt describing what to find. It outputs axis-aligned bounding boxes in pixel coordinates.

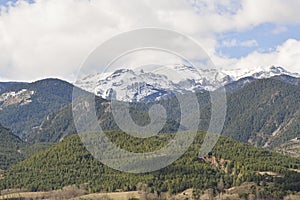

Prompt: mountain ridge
[76,65,300,102]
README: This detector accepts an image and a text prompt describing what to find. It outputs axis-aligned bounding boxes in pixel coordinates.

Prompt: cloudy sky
[0,0,300,82]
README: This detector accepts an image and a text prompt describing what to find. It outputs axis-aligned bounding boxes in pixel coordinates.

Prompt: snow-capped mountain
[75,65,300,102]
[223,66,300,80]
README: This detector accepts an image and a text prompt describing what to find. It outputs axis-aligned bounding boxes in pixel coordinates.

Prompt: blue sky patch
[216,23,300,58]
[0,0,34,7]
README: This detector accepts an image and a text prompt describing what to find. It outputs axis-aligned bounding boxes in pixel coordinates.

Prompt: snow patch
[0,89,35,109]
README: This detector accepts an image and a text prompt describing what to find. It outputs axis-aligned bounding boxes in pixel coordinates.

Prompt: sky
[0,0,300,82]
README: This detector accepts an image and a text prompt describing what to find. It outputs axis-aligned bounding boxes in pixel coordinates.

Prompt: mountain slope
[0,124,26,170]
[27,104,76,143]
[0,124,54,169]
[27,95,185,143]
[1,131,299,198]
[28,76,300,156]
[0,78,75,140]
[223,77,300,149]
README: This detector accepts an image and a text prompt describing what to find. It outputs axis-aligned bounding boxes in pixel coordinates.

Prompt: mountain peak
[250,65,300,79]
[76,65,299,102]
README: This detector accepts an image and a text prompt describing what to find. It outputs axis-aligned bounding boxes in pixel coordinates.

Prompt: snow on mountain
[76,67,194,102]
[0,89,35,109]
[222,66,300,80]
[75,65,300,102]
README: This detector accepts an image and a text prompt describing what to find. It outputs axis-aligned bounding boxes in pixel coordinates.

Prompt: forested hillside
[223,78,300,149]
[0,79,75,140]
[0,124,25,170]
[0,124,54,169]
[1,131,299,199]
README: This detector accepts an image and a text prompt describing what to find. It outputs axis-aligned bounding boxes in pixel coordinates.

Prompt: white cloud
[232,0,300,29]
[213,39,300,74]
[190,0,300,31]
[0,0,218,81]
[0,0,299,81]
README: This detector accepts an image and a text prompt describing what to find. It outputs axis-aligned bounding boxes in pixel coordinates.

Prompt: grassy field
[1,185,300,200]
[0,189,140,200]
[74,191,140,200]
[0,191,48,199]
